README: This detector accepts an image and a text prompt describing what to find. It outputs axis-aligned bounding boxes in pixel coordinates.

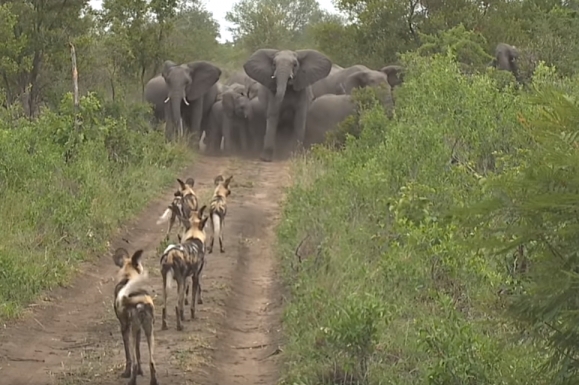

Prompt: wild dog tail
[160,245,180,289]
[212,212,222,240]
[157,208,172,225]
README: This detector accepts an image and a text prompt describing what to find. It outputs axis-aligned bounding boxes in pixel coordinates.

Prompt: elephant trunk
[274,68,290,106]
[169,93,184,137]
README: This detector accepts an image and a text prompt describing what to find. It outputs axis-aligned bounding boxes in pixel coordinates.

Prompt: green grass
[0,92,194,319]
[274,53,578,384]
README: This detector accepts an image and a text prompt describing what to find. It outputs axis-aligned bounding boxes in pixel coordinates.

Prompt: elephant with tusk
[144,60,222,141]
[243,49,333,162]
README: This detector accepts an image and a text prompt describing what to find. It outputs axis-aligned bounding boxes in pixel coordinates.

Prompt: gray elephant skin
[312,64,405,99]
[225,70,260,100]
[144,60,222,141]
[305,74,395,147]
[206,84,265,156]
[491,43,521,82]
[243,48,333,162]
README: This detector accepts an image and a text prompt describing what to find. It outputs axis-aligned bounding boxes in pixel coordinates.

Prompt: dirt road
[0,154,290,385]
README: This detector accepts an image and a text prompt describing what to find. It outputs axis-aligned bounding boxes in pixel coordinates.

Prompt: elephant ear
[162,60,177,80]
[380,65,404,88]
[185,61,222,100]
[343,71,370,93]
[243,49,278,93]
[222,91,236,118]
[293,50,333,91]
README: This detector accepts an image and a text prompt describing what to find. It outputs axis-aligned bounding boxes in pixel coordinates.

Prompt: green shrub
[0,92,192,318]
[276,53,560,384]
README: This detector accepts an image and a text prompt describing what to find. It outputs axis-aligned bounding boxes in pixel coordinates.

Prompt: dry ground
[0,154,291,385]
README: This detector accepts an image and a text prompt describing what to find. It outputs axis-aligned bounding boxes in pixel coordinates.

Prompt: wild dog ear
[198,204,207,218]
[224,175,233,188]
[214,175,224,186]
[185,177,195,187]
[177,234,182,243]
[174,190,182,197]
[112,248,129,268]
[131,249,144,267]
[200,215,209,230]
[177,178,187,190]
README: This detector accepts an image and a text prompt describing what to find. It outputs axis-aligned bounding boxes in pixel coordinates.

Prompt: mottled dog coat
[157,178,199,241]
[208,175,233,254]
[112,248,158,385]
[159,205,209,331]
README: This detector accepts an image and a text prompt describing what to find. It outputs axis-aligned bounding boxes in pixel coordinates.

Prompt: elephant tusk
[164,97,170,103]
[290,74,294,79]
[183,98,190,106]
[271,75,275,79]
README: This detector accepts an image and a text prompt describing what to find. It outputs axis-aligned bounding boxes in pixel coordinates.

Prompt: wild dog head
[177,177,196,196]
[213,175,233,198]
[113,247,146,281]
[181,204,210,243]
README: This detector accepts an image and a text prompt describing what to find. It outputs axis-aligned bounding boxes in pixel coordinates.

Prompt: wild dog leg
[135,328,143,375]
[219,217,225,253]
[120,322,132,378]
[161,269,169,330]
[143,317,158,385]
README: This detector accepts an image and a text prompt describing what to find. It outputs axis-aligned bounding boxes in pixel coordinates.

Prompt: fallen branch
[233,343,269,350]
[6,356,45,363]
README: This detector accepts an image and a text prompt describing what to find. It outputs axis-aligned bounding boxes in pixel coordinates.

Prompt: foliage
[276,54,562,385]
[0,93,192,319]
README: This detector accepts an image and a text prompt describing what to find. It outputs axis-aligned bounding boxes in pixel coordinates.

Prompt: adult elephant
[311,65,369,98]
[161,60,221,140]
[491,43,521,83]
[305,77,394,148]
[243,49,333,162]
[225,70,260,100]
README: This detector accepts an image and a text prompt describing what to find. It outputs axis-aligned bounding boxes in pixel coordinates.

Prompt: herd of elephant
[144,44,519,163]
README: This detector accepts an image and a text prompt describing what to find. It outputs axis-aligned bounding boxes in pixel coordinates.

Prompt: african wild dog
[157,177,199,241]
[159,204,209,331]
[112,247,158,385]
[208,175,233,254]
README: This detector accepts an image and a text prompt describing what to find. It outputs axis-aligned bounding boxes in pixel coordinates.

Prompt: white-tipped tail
[157,208,172,225]
[212,213,221,241]
[165,268,174,289]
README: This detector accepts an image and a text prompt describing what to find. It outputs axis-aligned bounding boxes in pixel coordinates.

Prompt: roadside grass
[275,53,574,384]
[0,92,194,319]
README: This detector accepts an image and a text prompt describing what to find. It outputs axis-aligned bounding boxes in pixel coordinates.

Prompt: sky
[88,0,340,43]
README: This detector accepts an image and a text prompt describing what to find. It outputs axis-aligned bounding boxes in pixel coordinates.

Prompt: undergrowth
[277,53,579,384]
[0,92,193,319]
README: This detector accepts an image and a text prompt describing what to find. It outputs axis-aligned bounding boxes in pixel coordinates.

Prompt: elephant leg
[222,116,233,155]
[239,121,249,155]
[262,102,282,162]
[188,99,204,143]
[293,101,309,150]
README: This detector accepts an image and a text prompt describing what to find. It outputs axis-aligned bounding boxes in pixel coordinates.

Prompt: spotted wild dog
[157,177,199,241]
[112,247,158,385]
[208,175,233,254]
[159,205,209,331]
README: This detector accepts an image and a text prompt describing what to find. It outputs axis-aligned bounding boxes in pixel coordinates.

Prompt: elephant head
[161,60,221,136]
[493,43,521,82]
[222,84,252,120]
[380,65,405,88]
[243,49,332,161]
[341,69,394,117]
[243,76,260,100]
[243,49,332,102]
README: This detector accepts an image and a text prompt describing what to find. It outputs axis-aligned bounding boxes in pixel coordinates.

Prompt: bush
[0,92,192,318]
[276,53,566,384]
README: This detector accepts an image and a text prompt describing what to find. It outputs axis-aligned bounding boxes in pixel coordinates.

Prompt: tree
[225,0,325,52]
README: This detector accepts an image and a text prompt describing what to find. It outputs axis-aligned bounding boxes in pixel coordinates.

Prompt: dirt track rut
[0,154,289,385]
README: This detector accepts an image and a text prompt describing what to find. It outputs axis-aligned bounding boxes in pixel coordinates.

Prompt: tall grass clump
[276,52,573,384]
[0,92,192,319]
